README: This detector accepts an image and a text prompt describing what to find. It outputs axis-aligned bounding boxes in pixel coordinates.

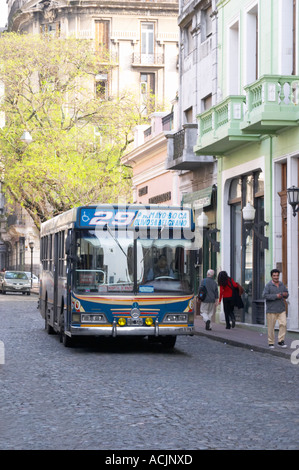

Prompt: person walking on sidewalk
[218,271,239,329]
[199,269,218,330]
[262,268,289,349]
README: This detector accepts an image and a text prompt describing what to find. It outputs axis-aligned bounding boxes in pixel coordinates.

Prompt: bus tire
[160,335,176,348]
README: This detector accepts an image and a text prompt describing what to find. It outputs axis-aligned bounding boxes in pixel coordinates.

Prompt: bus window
[74,230,136,293]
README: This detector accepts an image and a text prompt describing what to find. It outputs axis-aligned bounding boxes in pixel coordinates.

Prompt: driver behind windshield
[147,255,174,281]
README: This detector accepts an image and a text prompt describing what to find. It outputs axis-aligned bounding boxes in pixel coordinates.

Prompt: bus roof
[40,204,195,235]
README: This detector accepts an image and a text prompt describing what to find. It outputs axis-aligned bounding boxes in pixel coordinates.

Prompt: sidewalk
[194,315,299,360]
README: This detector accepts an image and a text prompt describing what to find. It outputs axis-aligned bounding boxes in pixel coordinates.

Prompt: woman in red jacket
[218,271,239,329]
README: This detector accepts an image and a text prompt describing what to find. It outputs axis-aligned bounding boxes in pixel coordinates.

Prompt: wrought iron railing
[132,53,164,66]
[173,129,185,160]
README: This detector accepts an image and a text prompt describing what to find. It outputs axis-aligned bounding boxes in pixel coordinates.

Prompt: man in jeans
[199,269,218,331]
[262,269,289,348]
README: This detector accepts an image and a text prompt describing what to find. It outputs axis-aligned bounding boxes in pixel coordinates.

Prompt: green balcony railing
[242,74,299,132]
[194,95,259,155]
[195,75,299,156]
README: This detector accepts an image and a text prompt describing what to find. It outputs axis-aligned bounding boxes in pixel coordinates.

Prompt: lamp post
[242,202,269,250]
[287,185,299,217]
[29,241,34,288]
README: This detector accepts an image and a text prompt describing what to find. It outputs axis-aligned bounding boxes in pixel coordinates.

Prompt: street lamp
[287,185,299,217]
[242,202,269,250]
[29,241,34,288]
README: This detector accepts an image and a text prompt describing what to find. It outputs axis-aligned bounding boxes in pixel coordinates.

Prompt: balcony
[241,75,299,134]
[194,96,261,156]
[165,124,214,170]
[132,53,164,67]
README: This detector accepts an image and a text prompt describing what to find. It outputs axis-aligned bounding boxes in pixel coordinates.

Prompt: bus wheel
[160,336,176,348]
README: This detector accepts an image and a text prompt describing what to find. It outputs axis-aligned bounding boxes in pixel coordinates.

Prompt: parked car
[25,272,39,288]
[0,271,31,295]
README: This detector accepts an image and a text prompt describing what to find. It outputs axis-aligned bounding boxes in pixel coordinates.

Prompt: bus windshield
[74,230,194,295]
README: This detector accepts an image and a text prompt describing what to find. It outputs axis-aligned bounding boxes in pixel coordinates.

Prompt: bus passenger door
[53,233,59,326]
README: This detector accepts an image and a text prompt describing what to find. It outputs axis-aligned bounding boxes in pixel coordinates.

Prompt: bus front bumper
[69,323,194,337]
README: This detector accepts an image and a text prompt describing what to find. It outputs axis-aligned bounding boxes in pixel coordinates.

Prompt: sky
[0,0,8,28]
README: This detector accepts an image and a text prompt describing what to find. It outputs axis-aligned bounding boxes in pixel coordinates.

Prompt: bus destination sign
[78,208,191,229]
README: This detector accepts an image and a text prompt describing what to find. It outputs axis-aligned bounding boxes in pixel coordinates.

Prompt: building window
[141,22,154,55]
[140,72,155,114]
[201,5,213,42]
[95,20,110,57]
[95,73,108,100]
[184,22,194,57]
[202,94,212,112]
[245,4,259,84]
[184,107,193,123]
[41,23,60,36]
[148,192,171,204]
[292,0,297,74]
[279,0,297,75]
[228,20,239,94]
[138,186,148,197]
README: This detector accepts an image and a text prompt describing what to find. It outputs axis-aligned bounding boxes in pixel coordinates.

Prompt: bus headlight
[145,317,153,326]
[118,317,126,326]
[163,314,188,323]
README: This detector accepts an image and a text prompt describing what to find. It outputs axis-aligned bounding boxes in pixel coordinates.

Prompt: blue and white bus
[39,204,195,348]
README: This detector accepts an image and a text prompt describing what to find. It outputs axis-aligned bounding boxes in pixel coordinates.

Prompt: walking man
[262,268,289,348]
[199,269,218,330]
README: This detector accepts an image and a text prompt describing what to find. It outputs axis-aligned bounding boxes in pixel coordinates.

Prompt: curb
[193,329,291,359]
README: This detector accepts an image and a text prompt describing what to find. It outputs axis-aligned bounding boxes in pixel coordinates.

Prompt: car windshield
[74,230,194,294]
[5,272,28,280]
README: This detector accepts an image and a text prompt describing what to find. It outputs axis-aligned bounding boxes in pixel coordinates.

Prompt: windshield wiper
[105,224,128,258]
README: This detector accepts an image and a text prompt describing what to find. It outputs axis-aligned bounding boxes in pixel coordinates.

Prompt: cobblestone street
[1,296,299,450]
